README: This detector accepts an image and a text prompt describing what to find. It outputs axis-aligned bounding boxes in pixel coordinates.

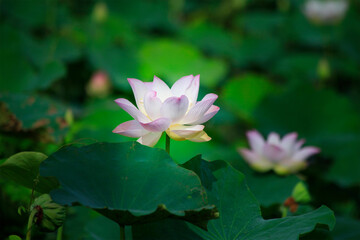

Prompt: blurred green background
[0,0,360,239]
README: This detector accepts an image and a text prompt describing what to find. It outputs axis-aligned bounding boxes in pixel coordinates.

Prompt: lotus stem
[26,209,36,240]
[28,177,39,211]
[166,134,170,154]
[120,224,125,240]
[57,226,63,240]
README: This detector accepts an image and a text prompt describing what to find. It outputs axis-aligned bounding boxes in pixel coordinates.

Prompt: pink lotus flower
[238,130,320,175]
[113,75,219,147]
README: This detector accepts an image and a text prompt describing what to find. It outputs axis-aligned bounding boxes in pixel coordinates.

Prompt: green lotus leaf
[0,152,59,193]
[181,156,335,240]
[39,142,218,227]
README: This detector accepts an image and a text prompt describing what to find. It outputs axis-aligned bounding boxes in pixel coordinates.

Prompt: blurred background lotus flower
[92,1,108,23]
[303,0,349,25]
[86,71,112,98]
[113,75,219,147]
[238,130,320,175]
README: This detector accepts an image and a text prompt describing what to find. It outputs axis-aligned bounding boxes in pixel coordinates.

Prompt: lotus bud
[92,2,108,23]
[317,58,331,80]
[86,71,111,98]
[292,182,311,204]
[30,194,66,232]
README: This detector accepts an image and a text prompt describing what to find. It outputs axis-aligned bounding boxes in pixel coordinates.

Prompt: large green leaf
[40,142,218,227]
[182,157,335,240]
[0,152,59,193]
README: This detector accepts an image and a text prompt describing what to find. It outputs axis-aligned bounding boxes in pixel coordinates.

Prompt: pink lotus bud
[113,75,220,147]
[92,2,108,23]
[86,71,111,98]
[238,130,320,175]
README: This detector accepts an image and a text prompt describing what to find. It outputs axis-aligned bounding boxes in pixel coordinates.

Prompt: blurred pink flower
[304,0,348,25]
[113,75,219,147]
[238,130,320,175]
[87,71,111,98]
